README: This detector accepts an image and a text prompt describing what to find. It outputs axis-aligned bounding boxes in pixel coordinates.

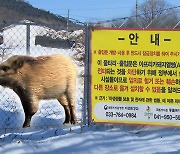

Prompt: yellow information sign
[90,28,180,126]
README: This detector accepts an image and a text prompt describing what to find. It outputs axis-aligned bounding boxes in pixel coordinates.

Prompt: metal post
[26,23,30,55]
[136,0,138,23]
[152,0,154,21]
[83,24,90,125]
[67,9,70,38]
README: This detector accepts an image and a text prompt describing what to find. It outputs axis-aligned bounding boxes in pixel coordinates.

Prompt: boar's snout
[0,65,12,77]
[0,65,10,72]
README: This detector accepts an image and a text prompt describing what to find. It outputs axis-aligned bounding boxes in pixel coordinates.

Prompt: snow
[0,125,180,154]
[0,23,179,154]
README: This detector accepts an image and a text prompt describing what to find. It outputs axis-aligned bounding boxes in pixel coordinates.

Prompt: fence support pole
[84,24,90,125]
[26,23,30,55]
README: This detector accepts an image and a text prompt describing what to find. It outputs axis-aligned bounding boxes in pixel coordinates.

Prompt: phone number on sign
[154,114,180,120]
[106,112,137,118]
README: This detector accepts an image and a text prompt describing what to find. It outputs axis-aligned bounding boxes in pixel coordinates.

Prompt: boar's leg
[66,84,77,124]
[13,87,38,128]
[22,102,38,128]
[19,95,38,128]
[69,104,77,124]
[13,83,39,128]
[23,114,33,128]
[58,93,71,124]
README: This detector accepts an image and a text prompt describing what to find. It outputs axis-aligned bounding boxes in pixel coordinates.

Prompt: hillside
[0,0,82,30]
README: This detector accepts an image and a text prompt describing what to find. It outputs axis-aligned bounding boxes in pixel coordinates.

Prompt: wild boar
[0,54,78,128]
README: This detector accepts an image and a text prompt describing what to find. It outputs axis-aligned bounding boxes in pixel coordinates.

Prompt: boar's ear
[11,58,24,70]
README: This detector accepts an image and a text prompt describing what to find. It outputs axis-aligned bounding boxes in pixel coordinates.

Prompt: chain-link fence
[0,21,86,130]
[90,16,180,29]
[0,15,179,131]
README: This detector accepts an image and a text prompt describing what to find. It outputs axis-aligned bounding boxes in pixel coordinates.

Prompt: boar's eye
[0,66,10,72]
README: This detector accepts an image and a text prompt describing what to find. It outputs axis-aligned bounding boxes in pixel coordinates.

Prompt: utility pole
[26,23,30,55]
[136,0,138,23]
[67,9,70,39]
[152,0,154,21]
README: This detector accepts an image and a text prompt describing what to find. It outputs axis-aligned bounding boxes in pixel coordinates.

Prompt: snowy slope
[0,23,179,154]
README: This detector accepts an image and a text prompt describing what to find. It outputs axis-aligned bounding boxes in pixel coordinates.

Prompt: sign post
[90,28,180,126]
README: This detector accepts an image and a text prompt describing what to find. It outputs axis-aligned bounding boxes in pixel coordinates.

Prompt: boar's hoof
[23,119,31,128]
[23,123,30,128]
[63,122,71,125]
[63,120,71,125]
[71,120,77,125]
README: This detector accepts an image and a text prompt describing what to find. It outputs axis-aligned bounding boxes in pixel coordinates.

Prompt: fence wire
[0,15,179,131]
[0,21,85,130]
[91,16,180,29]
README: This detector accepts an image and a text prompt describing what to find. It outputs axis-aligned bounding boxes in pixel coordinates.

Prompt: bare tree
[126,0,180,28]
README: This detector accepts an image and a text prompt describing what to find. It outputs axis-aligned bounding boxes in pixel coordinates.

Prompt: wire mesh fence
[0,20,85,130]
[90,16,180,29]
[0,15,179,130]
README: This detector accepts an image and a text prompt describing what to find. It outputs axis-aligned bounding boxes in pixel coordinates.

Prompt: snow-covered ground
[0,23,179,154]
[0,125,180,154]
